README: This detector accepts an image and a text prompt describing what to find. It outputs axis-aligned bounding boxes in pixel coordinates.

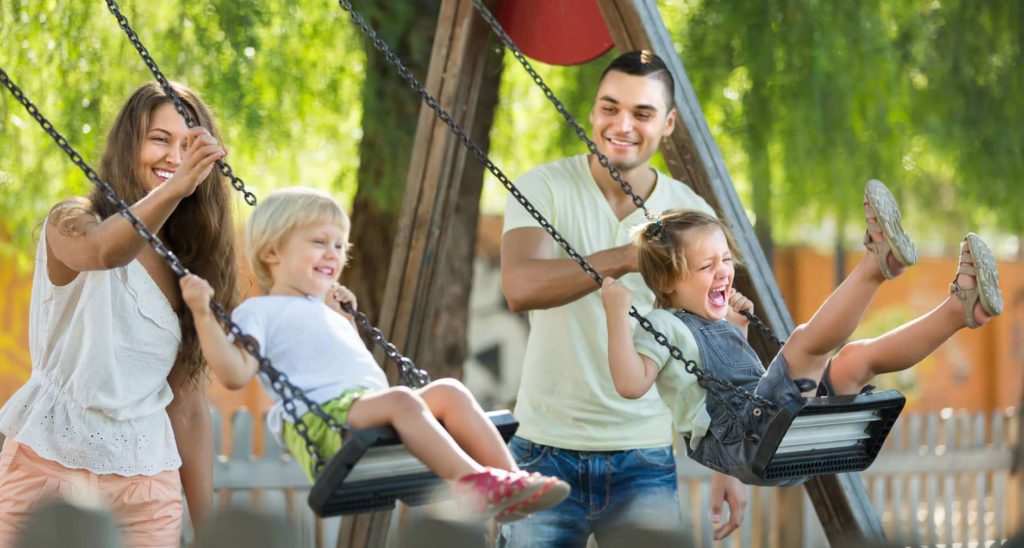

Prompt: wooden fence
[202,407,1020,548]
[1,407,1017,547]
[677,408,1021,547]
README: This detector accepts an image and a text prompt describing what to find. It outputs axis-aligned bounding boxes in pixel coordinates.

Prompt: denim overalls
[670,311,805,481]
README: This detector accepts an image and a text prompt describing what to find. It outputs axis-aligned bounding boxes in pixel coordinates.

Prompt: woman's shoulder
[46,197,99,238]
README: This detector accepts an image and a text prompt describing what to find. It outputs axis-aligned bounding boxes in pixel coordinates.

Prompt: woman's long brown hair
[91,81,239,382]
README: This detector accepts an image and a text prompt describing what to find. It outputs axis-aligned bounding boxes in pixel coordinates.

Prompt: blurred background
[0,1,1021,545]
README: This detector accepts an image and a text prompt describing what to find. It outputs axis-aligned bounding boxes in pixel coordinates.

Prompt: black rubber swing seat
[729,390,906,486]
[308,410,519,517]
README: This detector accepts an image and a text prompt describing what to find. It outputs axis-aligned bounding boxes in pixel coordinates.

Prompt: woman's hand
[327,283,358,321]
[726,288,754,327]
[180,274,215,319]
[165,127,226,198]
[601,276,634,314]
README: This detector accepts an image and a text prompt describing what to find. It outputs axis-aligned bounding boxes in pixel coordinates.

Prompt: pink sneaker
[450,468,569,521]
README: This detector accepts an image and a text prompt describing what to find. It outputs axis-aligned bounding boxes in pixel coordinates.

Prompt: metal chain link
[471,0,786,351]
[343,303,431,388]
[470,0,652,221]
[103,0,430,380]
[334,0,778,430]
[104,0,258,207]
[0,68,345,475]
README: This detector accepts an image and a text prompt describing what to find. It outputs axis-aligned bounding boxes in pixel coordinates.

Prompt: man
[498,51,747,546]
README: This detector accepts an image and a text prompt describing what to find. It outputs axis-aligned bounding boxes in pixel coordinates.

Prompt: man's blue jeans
[496,436,684,548]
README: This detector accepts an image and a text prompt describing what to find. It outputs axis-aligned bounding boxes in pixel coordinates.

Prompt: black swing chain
[103,0,430,390]
[0,68,346,476]
[101,0,434,472]
[469,0,652,222]
[104,0,258,207]
[334,0,778,437]
[469,0,785,351]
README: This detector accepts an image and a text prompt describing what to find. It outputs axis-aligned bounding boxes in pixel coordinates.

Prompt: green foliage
[0,1,365,261]
[3,1,1019,268]
[659,0,1023,246]
[482,51,614,213]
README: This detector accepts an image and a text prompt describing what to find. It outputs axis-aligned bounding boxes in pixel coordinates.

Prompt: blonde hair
[635,209,743,308]
[246,187,350,291]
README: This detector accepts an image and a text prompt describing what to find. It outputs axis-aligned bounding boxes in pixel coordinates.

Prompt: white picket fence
[676,408,1021,548]
[2,407,1016,547]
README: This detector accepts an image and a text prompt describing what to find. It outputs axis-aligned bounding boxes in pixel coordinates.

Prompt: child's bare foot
[863,179,918,280]
[950,233,1003,328]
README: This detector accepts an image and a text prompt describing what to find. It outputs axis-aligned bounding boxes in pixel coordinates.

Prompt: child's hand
[726,288,753,326]
[180,274,214,318]
[327,283,358,321]
[601,277,634,313]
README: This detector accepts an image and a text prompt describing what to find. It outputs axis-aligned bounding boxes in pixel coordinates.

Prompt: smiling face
[588,70,676,172]
[666,226,735,321]
[262,221,348,298]
[138,102,189,191]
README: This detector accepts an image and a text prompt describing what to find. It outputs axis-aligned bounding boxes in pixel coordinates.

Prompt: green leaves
[662,0,1023,246]
[0,2,365,261]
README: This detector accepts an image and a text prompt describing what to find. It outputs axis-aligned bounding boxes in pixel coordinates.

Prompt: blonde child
[601,180,1003,482]
[180,187,569,520]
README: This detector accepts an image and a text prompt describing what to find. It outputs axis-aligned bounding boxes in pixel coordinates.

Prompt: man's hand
[710,471,748,540]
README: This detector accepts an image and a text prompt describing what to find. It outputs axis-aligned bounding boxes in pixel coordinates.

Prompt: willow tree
[661,0,1021,259]
[0,2,365,261]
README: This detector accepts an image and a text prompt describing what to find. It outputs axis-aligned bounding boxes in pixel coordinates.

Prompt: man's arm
[501,226,638,312]
[710,471,748,540]
[167,364,213,533]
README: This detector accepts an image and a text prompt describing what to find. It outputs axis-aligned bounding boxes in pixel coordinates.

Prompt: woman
[0,81,238,547]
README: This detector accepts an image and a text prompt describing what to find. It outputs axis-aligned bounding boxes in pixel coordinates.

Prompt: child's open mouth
[708,287,728,307]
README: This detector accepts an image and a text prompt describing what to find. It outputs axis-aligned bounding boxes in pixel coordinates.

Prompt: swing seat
[738,390,905,486]
[308,410,519,517]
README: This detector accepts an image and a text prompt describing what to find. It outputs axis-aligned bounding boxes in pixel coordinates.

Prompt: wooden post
[340,0,503,546]
[594,0,887,544]
[375,0,504,380]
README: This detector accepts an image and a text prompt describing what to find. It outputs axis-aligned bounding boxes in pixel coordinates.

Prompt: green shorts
[282,388,375,483]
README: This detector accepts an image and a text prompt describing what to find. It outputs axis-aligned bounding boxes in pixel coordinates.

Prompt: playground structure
[1,0,1021,546]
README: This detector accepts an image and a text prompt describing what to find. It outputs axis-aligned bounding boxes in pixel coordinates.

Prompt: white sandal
[950,233,1003,328]
[863,179,918,279]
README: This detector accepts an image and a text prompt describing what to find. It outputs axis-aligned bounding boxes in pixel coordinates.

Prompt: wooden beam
[340,1,502,545]
[594,0,887,543]
[375,0,503,376]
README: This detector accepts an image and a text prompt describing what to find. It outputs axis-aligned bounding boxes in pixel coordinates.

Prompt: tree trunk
[344,2,443,326]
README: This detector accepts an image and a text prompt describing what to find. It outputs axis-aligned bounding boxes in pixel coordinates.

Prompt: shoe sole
[494,481,570,523]
[865,179,918,268]
[964,233,1003,317]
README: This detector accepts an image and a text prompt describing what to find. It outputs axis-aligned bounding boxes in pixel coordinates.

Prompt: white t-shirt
[0,227,182,476]
[502,154,714,450]
[231,296,389,442]
[633,309,712,450]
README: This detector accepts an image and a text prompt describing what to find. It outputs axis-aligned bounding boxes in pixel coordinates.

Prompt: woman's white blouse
[0,226,182,475]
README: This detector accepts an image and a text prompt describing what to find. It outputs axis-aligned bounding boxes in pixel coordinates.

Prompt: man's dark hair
[599,50,675,108]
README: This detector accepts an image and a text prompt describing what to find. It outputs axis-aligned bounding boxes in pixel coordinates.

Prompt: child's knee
[426,378,473,400]
[829,341,874,386]
[785,323,832,359]
[384,386,427,413]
